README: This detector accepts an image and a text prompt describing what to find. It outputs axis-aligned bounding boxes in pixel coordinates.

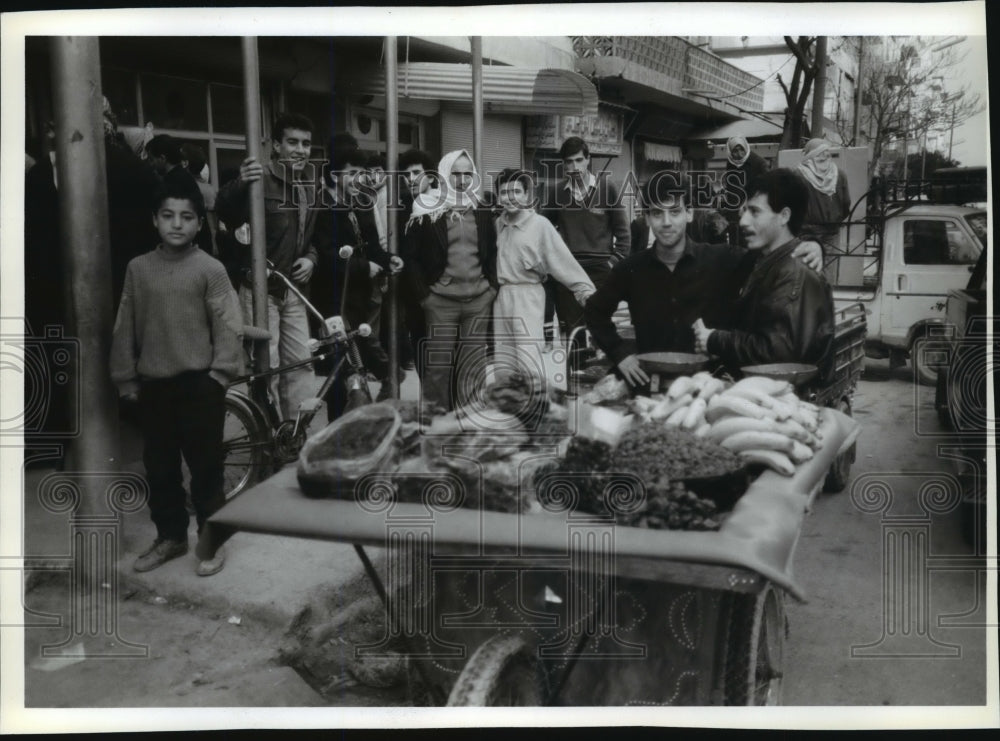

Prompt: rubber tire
[220,391,269,500]
[445,635,543,706]
[934,368,952,429]
[724,584,785,706]
[823,398,855,493]
[911,327,949,387]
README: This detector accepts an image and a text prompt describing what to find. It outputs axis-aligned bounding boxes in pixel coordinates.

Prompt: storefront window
[141,73,208,132]
[210,83,245,135]
[101,67,139,126]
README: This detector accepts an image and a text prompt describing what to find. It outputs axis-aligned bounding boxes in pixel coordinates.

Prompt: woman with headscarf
[721,135,769,245]
[796,138,851,262]
[401,149,499,413]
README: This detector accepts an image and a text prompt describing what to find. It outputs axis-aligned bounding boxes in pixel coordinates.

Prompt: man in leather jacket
[694,168,835,382]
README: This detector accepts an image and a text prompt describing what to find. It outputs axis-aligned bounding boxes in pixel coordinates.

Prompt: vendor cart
[196,402,858,707]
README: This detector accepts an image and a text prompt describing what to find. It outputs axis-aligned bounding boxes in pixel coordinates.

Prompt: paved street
[18,356,990,712]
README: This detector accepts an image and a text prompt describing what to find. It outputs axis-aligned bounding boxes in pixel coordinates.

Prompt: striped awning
[644,142,683,163]
[355,63,599,117]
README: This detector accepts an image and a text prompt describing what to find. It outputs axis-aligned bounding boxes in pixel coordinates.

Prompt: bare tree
[776,36,819,150]
[834,37,985,177]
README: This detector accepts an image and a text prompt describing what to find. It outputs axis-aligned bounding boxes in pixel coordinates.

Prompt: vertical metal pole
[810,36,828,138]
[385,37,400,398]
[241,37,270,373]
[471,37,484,176]
[852,36,864,143]
[49,36,118,567]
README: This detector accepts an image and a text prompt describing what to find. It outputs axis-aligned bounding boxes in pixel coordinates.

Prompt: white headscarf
[797,138,839,196]
[726,136,750,167]
[408,149,480,224]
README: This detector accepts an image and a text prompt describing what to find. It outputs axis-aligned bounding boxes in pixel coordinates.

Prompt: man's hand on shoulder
[792,240,823,272]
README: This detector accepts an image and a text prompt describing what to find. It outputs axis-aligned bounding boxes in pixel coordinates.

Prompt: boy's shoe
[196,545,225,577]
[133,538,188,573]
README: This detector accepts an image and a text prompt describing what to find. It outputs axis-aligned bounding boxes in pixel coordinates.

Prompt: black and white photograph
[0,3,994,733]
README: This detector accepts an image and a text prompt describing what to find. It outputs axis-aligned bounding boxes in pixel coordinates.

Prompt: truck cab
[833,199,985,385]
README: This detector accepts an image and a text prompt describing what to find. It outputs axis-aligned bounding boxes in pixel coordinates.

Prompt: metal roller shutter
[440,107,523,194]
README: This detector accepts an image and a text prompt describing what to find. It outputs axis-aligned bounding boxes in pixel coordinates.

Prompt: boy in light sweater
[111,175,244,576]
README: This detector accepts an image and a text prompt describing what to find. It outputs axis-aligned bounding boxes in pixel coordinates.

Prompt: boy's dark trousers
[139,370,226,542]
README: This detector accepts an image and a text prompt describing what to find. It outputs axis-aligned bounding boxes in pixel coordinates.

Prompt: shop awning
[644,142,683,163]
[689,113,785,142]
[354,62,599,117]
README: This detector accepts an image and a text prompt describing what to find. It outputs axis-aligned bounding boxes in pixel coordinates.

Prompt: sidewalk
[21,347,571,635]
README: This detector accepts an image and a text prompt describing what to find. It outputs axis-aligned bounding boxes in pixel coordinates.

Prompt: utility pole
[241,37,269,375]
[470,37,484,176]
[811,36,828,137]
[384,36,400,398]
[852,36,864,143]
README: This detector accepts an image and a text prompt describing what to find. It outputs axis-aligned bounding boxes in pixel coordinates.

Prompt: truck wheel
[446,635,543,706]
[724,583,785,706]
[911,327,949,387]
[934,368,952,429]
[823,399,855,493]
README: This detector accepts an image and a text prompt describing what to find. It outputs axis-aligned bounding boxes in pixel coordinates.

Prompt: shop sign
[526,107,624,156]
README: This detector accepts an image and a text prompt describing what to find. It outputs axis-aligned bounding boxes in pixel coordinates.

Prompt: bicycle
[218,253,377,500]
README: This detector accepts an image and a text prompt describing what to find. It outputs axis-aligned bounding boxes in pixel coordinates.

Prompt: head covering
[726,136,750,167]
[408,149,479,223]
[797,138,838,196]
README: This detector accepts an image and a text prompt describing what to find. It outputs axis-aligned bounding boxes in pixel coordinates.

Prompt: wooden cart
[196,405,857,706]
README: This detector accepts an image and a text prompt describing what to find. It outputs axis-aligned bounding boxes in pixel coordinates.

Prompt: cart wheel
[823,398,855,493]
[445,635,543,706]
[725,583,785,706]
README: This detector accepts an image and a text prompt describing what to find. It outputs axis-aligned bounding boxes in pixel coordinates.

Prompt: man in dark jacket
[401,149,497,413]
[215,112,319,420]
[313,145,402,420]
[694,168,835,382]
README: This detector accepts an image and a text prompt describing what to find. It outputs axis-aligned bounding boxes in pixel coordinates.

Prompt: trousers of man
[239,285,314,420]
[421,288,496,413]
[139,371,226,541]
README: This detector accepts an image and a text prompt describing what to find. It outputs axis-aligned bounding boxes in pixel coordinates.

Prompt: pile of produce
[484,372,549,428]
[628,373,824,477]
[703,376,823,476]
[534,435,722,531]
[613,424,741,481]
[629,478,720,531]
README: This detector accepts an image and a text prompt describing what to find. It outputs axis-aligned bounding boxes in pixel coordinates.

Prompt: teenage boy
[586,175,823,389]
[110,177,243,576]
[216,113,319,420]
[541,136,630,339]
[395,149,439,376]
[314,145,402,420]
[694,169,836,381]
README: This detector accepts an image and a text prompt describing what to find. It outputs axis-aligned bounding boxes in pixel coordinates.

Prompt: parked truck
[831,171,987,385]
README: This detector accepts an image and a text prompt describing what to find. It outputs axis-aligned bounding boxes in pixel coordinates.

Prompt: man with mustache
[216,113,319,420]
[693,168,835,382]
[585,174,822,390]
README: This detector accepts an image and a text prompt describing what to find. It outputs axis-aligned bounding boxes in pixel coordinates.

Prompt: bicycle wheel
[445,635,543,707]
[220,390,271,500]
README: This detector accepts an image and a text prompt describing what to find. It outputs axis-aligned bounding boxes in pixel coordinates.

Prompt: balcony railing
[572,36,765,112]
